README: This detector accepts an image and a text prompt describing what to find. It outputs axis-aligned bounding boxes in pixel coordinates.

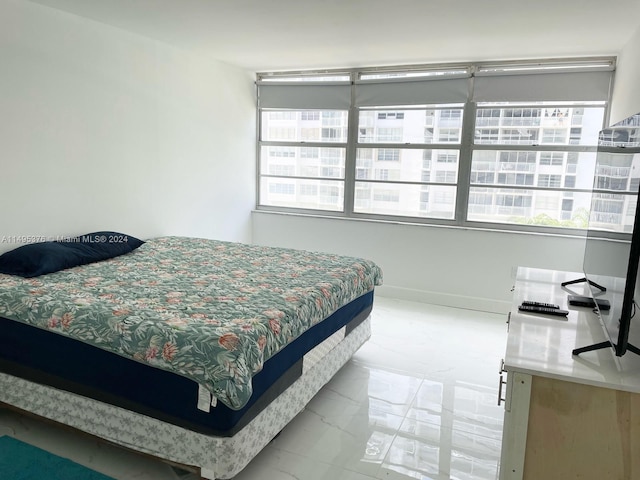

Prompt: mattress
[0,236,383,436]
[0,291,373,436]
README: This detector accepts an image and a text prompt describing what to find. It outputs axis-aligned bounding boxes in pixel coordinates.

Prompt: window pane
[594,152,640,192]
[589,192,637,233]
[467,188,592,228]
[356,148,459,183]
[261,110,348,142]
[260,178,343,211]
[261,146,345,179]
[474,106,604,145]
[599,114,640,147]
[355,182,456,219]
[538,174,562,188]
[470,150,598,189]
[358,108,463,144]
[589,150,640,234]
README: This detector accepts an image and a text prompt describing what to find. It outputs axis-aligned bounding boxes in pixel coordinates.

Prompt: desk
[500,267,640,480]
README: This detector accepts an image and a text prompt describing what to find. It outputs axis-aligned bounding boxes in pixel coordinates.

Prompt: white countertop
[505,267,640,393]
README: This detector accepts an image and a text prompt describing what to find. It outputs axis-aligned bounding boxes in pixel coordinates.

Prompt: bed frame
[0,316,371,479]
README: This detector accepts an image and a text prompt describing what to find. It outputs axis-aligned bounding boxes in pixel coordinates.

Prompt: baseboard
[375,285,511,315]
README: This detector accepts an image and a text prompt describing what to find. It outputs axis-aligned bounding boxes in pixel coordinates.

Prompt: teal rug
[0,436,115,480]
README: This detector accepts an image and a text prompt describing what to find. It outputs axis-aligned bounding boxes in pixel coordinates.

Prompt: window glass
[470,150,598,190]
[261,146,345,179]
[469,103,605,227]
[467,188,593,228]
[262,110,349,142]
[474,106,604,146]
[260,178,344,211]
[354,182,456,219]
[356,148,458,183]
[358,108,463,144]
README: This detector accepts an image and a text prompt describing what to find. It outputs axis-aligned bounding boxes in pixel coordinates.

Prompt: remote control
[518,305,569,317]
[521,300,560,309]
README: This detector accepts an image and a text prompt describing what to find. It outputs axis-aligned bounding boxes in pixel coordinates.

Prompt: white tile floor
[0,296,508,480]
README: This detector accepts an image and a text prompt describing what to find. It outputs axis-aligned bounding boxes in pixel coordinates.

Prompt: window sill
[251,208,600,240]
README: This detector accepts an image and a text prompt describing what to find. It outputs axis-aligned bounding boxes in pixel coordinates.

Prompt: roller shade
[355,77,469,106]
[473,71,613,103]
[259,67,612,108]
[258,82,351,109]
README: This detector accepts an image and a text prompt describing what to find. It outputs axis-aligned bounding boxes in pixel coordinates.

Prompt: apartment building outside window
[257,59,619,234]
[588,114,640,234]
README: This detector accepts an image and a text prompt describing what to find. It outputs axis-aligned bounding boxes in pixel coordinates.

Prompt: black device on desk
[567,295,611,311]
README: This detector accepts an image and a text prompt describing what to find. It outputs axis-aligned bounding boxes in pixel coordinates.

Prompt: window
[540,153,564,166]
[538,174,562,188]
[436,171,458,183]
[373,189,400,202]
[257,59,615,232]
[259,109,348,210]
[541,128,567,144]
[268,165,295,176]
[564,176,576,188]
[497,173,534,186]
[589,139,640,233]
[377,112,405,120]
[355,105,462,219]
[437,152,458,163]
[468,106,606,227]
[301,111,320,121]
[376,169,390,181]
[269,182,295,195]
[377,149,400,161]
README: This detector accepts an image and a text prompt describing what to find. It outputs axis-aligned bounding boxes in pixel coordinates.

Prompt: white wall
[610,24,640,125]
[0,0,256,252]
[252,211,596,313]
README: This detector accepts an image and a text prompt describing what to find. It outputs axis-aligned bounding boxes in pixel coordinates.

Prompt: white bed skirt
[0,316,372,479]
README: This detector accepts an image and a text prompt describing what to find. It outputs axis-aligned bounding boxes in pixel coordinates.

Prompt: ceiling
[26,0,640,72]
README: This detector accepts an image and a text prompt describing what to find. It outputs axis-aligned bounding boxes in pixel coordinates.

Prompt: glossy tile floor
[0,296,508,480]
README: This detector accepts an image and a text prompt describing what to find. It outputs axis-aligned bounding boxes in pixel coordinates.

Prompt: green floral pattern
[0,237,382,410]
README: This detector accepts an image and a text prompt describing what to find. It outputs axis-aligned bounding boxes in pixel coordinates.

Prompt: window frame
[353,104,465,221]
[256,59,616,237]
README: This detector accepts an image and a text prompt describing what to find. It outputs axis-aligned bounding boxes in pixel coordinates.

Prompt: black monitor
[566,111,640,357]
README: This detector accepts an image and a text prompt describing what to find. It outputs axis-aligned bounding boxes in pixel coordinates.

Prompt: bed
[0,234,383,479]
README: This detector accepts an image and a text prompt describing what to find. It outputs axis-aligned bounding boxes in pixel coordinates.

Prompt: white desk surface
[505,267,640,393]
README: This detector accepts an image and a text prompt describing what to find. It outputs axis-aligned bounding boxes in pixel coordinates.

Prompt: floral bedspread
[0,237,382,410]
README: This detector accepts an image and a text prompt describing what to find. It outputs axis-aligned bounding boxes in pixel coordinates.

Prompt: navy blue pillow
[0,231,144,278]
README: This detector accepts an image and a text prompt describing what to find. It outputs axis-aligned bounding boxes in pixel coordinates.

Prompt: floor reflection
[363,371,503,479]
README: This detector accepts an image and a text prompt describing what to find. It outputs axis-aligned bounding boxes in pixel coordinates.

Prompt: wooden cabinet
[500,268,640,480]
